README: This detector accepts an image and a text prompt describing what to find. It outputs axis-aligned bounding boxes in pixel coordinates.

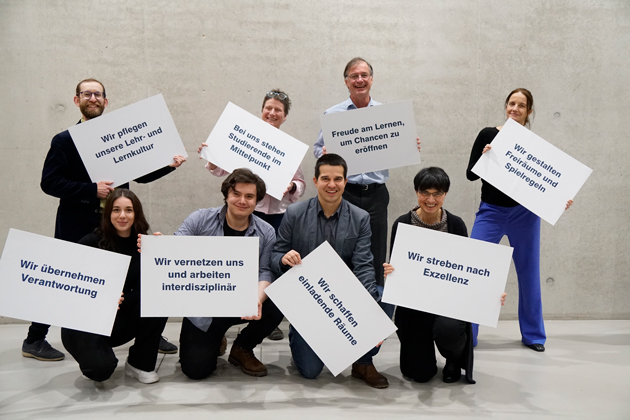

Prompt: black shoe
[22,339,65,361]
[442,361,461,383]
[158,336,178,354]
[526,343,545,352]
[266,327,284,341]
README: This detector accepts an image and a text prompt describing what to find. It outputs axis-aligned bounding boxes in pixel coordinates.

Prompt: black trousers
[343,183,389,286]
[61,298,167,382]
[179,298,283,380]
[395,306,467,383]
[26,322,50,343]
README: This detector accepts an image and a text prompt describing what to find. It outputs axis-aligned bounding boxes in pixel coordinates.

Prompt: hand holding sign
[169,155,187,167]
[97,181,115,198]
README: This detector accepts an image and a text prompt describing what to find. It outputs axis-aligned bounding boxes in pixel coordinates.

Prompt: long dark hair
[97,189,150,251]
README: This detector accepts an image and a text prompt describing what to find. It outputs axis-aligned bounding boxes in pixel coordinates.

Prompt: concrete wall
[1,0,628,324]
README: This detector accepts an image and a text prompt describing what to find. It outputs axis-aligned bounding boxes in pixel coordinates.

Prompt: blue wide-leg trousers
[470,202,545,346]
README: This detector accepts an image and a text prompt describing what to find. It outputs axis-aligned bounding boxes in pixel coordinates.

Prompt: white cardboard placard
[382,223,513,327]
[200,102,309,200]
[321,100,420,176]
[265,242,397,376]
[140,235,259,317]
[472,118,592,225]
[0,229,129,336]
[69,94,188,187]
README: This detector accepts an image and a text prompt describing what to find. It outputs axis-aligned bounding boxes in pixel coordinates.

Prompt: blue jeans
[470,202,544,346]
[289,285,394,379]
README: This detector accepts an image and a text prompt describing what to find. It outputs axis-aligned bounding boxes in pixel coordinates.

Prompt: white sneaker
[125,360,159,384]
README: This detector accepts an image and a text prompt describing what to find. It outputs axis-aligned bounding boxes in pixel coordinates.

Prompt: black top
[79,232,140,305]
[466,127,518,207]
[223,222,247,237]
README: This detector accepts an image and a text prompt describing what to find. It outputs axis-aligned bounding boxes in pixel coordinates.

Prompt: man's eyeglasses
[78,91,106,100]
[346,73,371,81]
[418,191,446,198]
[266,91,287,100]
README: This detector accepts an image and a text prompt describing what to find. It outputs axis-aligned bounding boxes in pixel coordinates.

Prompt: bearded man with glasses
[23,79,186,362]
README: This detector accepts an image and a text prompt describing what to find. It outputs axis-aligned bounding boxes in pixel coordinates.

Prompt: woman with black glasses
[384,167,505,384]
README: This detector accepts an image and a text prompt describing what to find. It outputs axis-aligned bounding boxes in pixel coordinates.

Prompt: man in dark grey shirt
[271,154,390,389]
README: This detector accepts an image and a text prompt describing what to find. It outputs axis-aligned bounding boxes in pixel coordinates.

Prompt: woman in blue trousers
[466,88,572,352]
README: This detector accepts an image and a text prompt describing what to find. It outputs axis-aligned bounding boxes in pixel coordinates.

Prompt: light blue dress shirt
[313,97,389,185]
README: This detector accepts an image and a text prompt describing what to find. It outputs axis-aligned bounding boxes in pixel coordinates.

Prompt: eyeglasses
[266,91,287,100]
[418,190,445,198]
[346,73,371,81]
[78,91,106,100]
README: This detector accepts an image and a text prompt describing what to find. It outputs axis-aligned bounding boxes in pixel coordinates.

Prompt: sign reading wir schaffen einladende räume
[265,242,397,376]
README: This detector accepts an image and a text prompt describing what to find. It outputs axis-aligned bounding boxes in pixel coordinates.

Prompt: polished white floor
[0,320,629,419]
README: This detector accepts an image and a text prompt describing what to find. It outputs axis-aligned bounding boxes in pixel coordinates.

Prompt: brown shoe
[228,344,267,377]
[351,363,389,389]
[218,336,227,356]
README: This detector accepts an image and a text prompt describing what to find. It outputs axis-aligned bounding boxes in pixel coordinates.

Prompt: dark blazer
[390,209,476,384]
[41,127,175,242]
[271,197,380,300]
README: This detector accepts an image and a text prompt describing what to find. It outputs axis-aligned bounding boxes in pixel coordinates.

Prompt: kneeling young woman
[62,189,167,384]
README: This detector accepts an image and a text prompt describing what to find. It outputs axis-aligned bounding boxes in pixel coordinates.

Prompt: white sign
[382,223,512,328]
[472,118,592,225]
[200,102,309,200]
[140,235,259,317]
[321,100,420,176]
[0,229,129,336]
[69,94,188,187]
[265,242,397,376]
